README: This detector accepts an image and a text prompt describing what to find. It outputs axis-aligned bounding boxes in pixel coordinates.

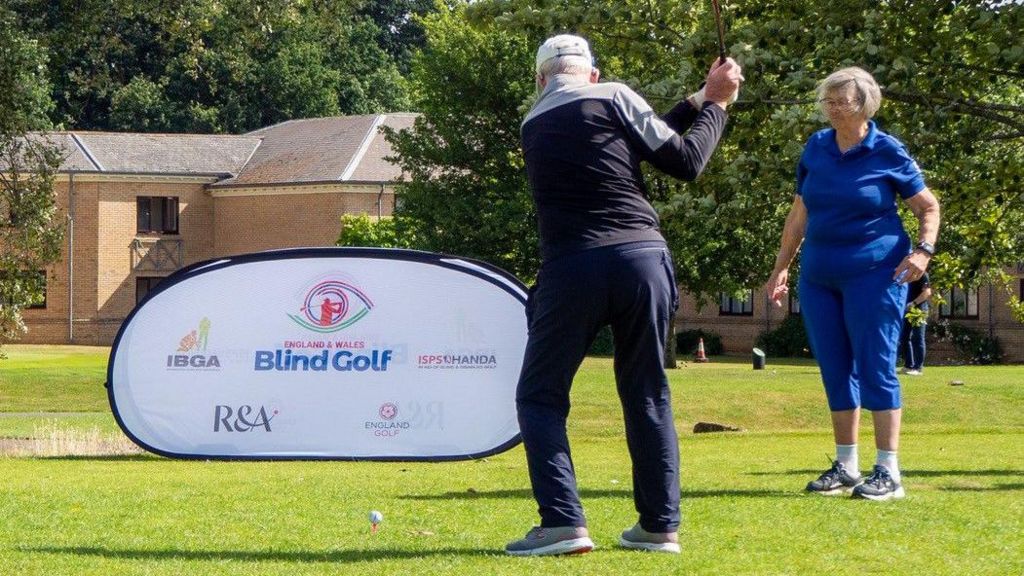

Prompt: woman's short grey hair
[537,55,592,79]
[817,67,882,118]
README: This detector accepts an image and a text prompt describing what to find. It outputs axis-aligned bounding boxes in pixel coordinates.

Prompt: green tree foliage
[10,0,412,133]
[395,0,1023,317]
[384,3,540,279]
[0,7,54,134]
[358,0,437,73]
[0,8,64,350]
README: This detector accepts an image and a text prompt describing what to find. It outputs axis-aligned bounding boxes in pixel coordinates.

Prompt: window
[136,276,165,304]
[939,287,979,319]
[1,270,46,309]
[719,290,754,316]
[789,293,801,315]
[137,197,179,234]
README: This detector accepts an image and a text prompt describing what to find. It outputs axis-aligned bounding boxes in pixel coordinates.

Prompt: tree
[357,0,438,73]
[384,3,540,279]
[12,0,413,133]
[0,7,65,352]
[395,0,1024,317]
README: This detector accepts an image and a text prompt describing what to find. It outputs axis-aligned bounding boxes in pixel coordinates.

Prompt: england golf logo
[166,317,221,370]
[379,403,398,420]
[366,402,410,437]
[288,279,374,333]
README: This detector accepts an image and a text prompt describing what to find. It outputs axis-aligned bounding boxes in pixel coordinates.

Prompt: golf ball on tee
[369,510,383,524]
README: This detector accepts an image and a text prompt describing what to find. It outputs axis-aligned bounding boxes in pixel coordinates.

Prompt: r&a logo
[214,405,278,432]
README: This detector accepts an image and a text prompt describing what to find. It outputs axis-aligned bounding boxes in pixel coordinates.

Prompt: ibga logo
[167,317,221,370]
[213,405,278,432]
[288,280,374,333]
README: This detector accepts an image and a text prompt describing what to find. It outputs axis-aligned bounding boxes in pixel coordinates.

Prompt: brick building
[677,269,1024,362]
[19,114,416,345]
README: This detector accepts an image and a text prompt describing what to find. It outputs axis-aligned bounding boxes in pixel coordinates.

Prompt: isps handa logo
[167,317,221,370]
[288,280,374,333]
[213,405,277,432]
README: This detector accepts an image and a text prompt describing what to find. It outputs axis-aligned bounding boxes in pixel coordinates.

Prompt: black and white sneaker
[806,459,863,496]
[852,465,906,501]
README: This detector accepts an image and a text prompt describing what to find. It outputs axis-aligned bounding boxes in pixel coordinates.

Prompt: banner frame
[106,247,528,462]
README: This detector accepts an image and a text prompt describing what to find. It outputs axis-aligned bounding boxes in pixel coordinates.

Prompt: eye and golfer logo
[288,280,374,333]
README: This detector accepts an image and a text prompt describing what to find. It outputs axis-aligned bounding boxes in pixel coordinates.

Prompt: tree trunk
[664,314,678,369]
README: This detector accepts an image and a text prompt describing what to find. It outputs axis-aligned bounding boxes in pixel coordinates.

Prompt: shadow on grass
[38,454,156,461]
[27,546,497,564]
[400,488,797,500]
[938,483,1024,492]
[746,469,1024,478]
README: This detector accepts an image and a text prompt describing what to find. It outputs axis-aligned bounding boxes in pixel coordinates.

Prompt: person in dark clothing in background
[900,272,932,375]
[505,34,742,556]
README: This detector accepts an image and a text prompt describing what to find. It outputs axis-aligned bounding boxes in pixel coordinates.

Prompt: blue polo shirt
[797,120,926,281]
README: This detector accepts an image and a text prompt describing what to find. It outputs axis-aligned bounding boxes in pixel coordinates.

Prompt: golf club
[711,0,727,63]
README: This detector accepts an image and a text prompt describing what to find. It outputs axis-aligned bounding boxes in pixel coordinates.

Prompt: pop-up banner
[107,248,528,460]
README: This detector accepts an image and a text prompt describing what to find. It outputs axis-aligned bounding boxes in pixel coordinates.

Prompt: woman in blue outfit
[764,67,940,501]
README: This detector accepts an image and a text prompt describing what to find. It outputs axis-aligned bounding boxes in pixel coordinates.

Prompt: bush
[930,321,1003,365]
[756,315,813,358]
[676,329,723,356]
[337,214,409,248]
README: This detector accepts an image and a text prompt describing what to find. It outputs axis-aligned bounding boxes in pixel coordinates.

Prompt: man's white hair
[817,66,882,118]
[537,55,593,79]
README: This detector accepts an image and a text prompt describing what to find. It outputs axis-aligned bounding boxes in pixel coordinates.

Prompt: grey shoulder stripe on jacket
[611,85,677,152]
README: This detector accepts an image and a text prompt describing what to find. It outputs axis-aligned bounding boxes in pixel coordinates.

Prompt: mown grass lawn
[1,345,1022,575]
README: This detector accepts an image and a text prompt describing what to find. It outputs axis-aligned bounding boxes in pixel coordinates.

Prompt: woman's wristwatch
[915,241,935,256]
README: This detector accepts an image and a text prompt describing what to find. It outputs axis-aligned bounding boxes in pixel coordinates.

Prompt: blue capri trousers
[798,265,908,412]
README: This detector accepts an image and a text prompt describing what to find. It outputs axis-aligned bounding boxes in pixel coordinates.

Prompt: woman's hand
[765,268,790,307]
[893,251,931,284]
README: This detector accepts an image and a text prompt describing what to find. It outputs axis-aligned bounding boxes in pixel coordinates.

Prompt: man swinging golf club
[506,33,742,556]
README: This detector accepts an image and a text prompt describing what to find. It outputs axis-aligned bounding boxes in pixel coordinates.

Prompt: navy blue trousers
[900,318,927,370]
[515,241,680,532]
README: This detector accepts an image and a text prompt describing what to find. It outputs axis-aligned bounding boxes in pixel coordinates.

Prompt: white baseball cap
[535,34,593,73]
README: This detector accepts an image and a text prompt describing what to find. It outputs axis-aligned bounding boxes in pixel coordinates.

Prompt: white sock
[876,449,901,483]
[835,444,859,476]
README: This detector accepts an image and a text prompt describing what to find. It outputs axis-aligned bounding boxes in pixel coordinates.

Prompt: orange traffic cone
[695,338,709,363]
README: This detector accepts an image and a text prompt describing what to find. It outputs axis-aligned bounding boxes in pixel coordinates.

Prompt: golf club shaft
[711,0,727,63]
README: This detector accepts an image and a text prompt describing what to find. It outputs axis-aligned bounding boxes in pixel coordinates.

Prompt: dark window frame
[137,196,179,235]
[939,286,979,319]
[136,276,165,305]
[719,290,754,316]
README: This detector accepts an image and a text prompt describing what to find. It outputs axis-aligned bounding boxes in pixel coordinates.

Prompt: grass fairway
[0,345,110,412]
[1,346,1022,575]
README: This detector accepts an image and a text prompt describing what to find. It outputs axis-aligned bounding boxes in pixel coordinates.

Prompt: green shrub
[930,321,1003,365]
[676,329,723,356]
[756,315,813,358]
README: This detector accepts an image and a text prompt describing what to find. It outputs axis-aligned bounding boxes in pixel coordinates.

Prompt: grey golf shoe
[806,460,863,496]
[618,523,680,554]
[852,465,906,501]
[505,526,594,556]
